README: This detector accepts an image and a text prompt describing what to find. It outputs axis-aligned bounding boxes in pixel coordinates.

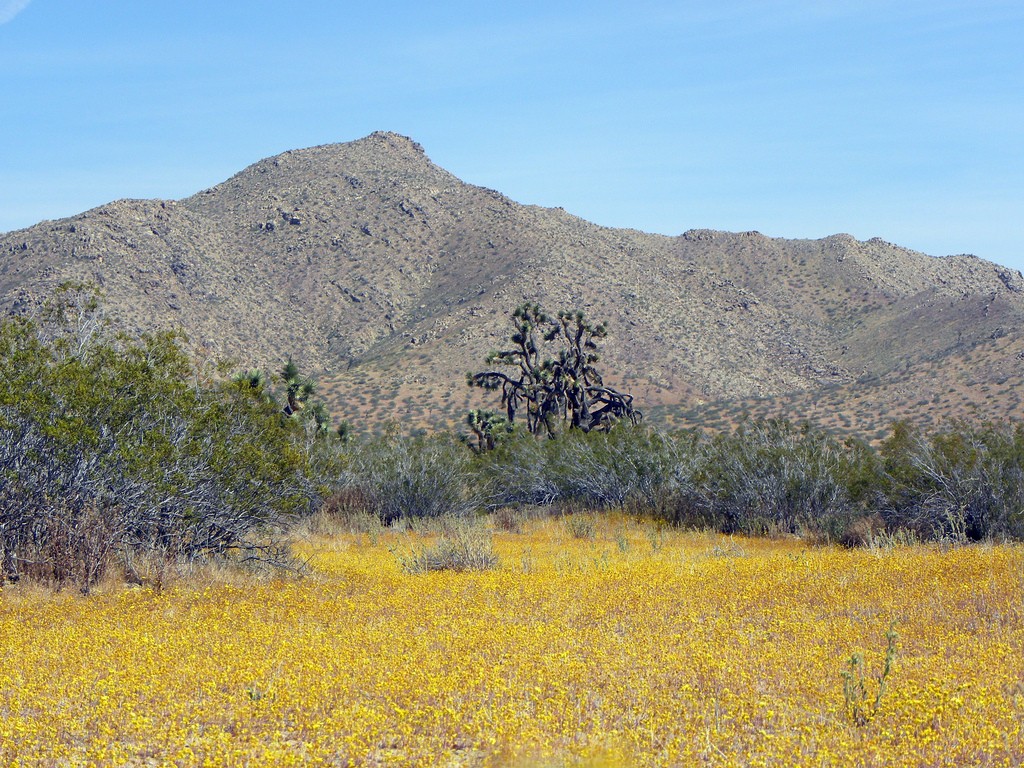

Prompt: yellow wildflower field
[1,516,1022,767]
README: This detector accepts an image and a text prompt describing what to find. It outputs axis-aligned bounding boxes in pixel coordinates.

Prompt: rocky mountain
[3,131,1024,436]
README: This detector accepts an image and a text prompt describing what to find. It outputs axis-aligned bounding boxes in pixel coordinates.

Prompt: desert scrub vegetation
[389,516,499,573]
[0,285,322,591]
[880,418,1024,541]
[339,429,482,524]
[6,289,1024,594]
[1,520,1021,766]
[444,416,1024,545]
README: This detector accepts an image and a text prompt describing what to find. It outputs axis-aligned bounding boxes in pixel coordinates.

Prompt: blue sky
[2,1,1022,270]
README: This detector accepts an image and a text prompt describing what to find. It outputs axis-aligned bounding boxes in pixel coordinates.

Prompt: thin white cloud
[0,0,32,25]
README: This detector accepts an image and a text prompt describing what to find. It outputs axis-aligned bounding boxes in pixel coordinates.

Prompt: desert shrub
[14,501,122,591]
[881,420,1024,541]
[320,486,374,517]
[343,418,1024,544]
[492,507,526,533]
[472,424,677,511]
[472,429,562,507]
[828,434,885,505]
[303,505,382,538]
[562,514,596,540]
[688,420,861,538]
[392,520,498,572]
[0,289,318,590]
[836,513,887,548]
[647,428,714,528]
[544,425,678,509]
[341,430,483,523]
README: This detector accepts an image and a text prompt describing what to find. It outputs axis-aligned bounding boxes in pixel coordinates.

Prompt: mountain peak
[273,131,430,168]
[360,131,426,155]
[182,131,443,215]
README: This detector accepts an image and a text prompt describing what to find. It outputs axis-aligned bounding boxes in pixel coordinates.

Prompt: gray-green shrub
[341,430,483,523]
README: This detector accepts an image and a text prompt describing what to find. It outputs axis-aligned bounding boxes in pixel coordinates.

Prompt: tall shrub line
[336,417,1024,543]
[5,288,1024,593]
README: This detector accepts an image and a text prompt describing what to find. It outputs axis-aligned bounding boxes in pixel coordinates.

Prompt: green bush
[545,426,678,509]
[681,420,863,539]
[0,288,318,590]
[881,420,1024,541]
[472,424,677,511]
[471,428,561,507]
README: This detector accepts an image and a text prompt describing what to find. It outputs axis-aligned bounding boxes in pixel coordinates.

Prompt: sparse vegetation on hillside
[4,133,1024,437]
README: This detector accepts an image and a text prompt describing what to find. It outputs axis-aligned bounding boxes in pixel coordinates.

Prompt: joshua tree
[232,368,269,394]
[281,357,316,416]
[465,409,512,452]
[469,303,640,437]
[234,359,335,437]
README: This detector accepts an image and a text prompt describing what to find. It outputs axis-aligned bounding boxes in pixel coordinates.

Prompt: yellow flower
[0,516,1021,766]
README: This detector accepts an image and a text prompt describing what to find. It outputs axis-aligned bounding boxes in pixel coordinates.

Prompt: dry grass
[391,521,499,573]
[1,515,1022,766]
